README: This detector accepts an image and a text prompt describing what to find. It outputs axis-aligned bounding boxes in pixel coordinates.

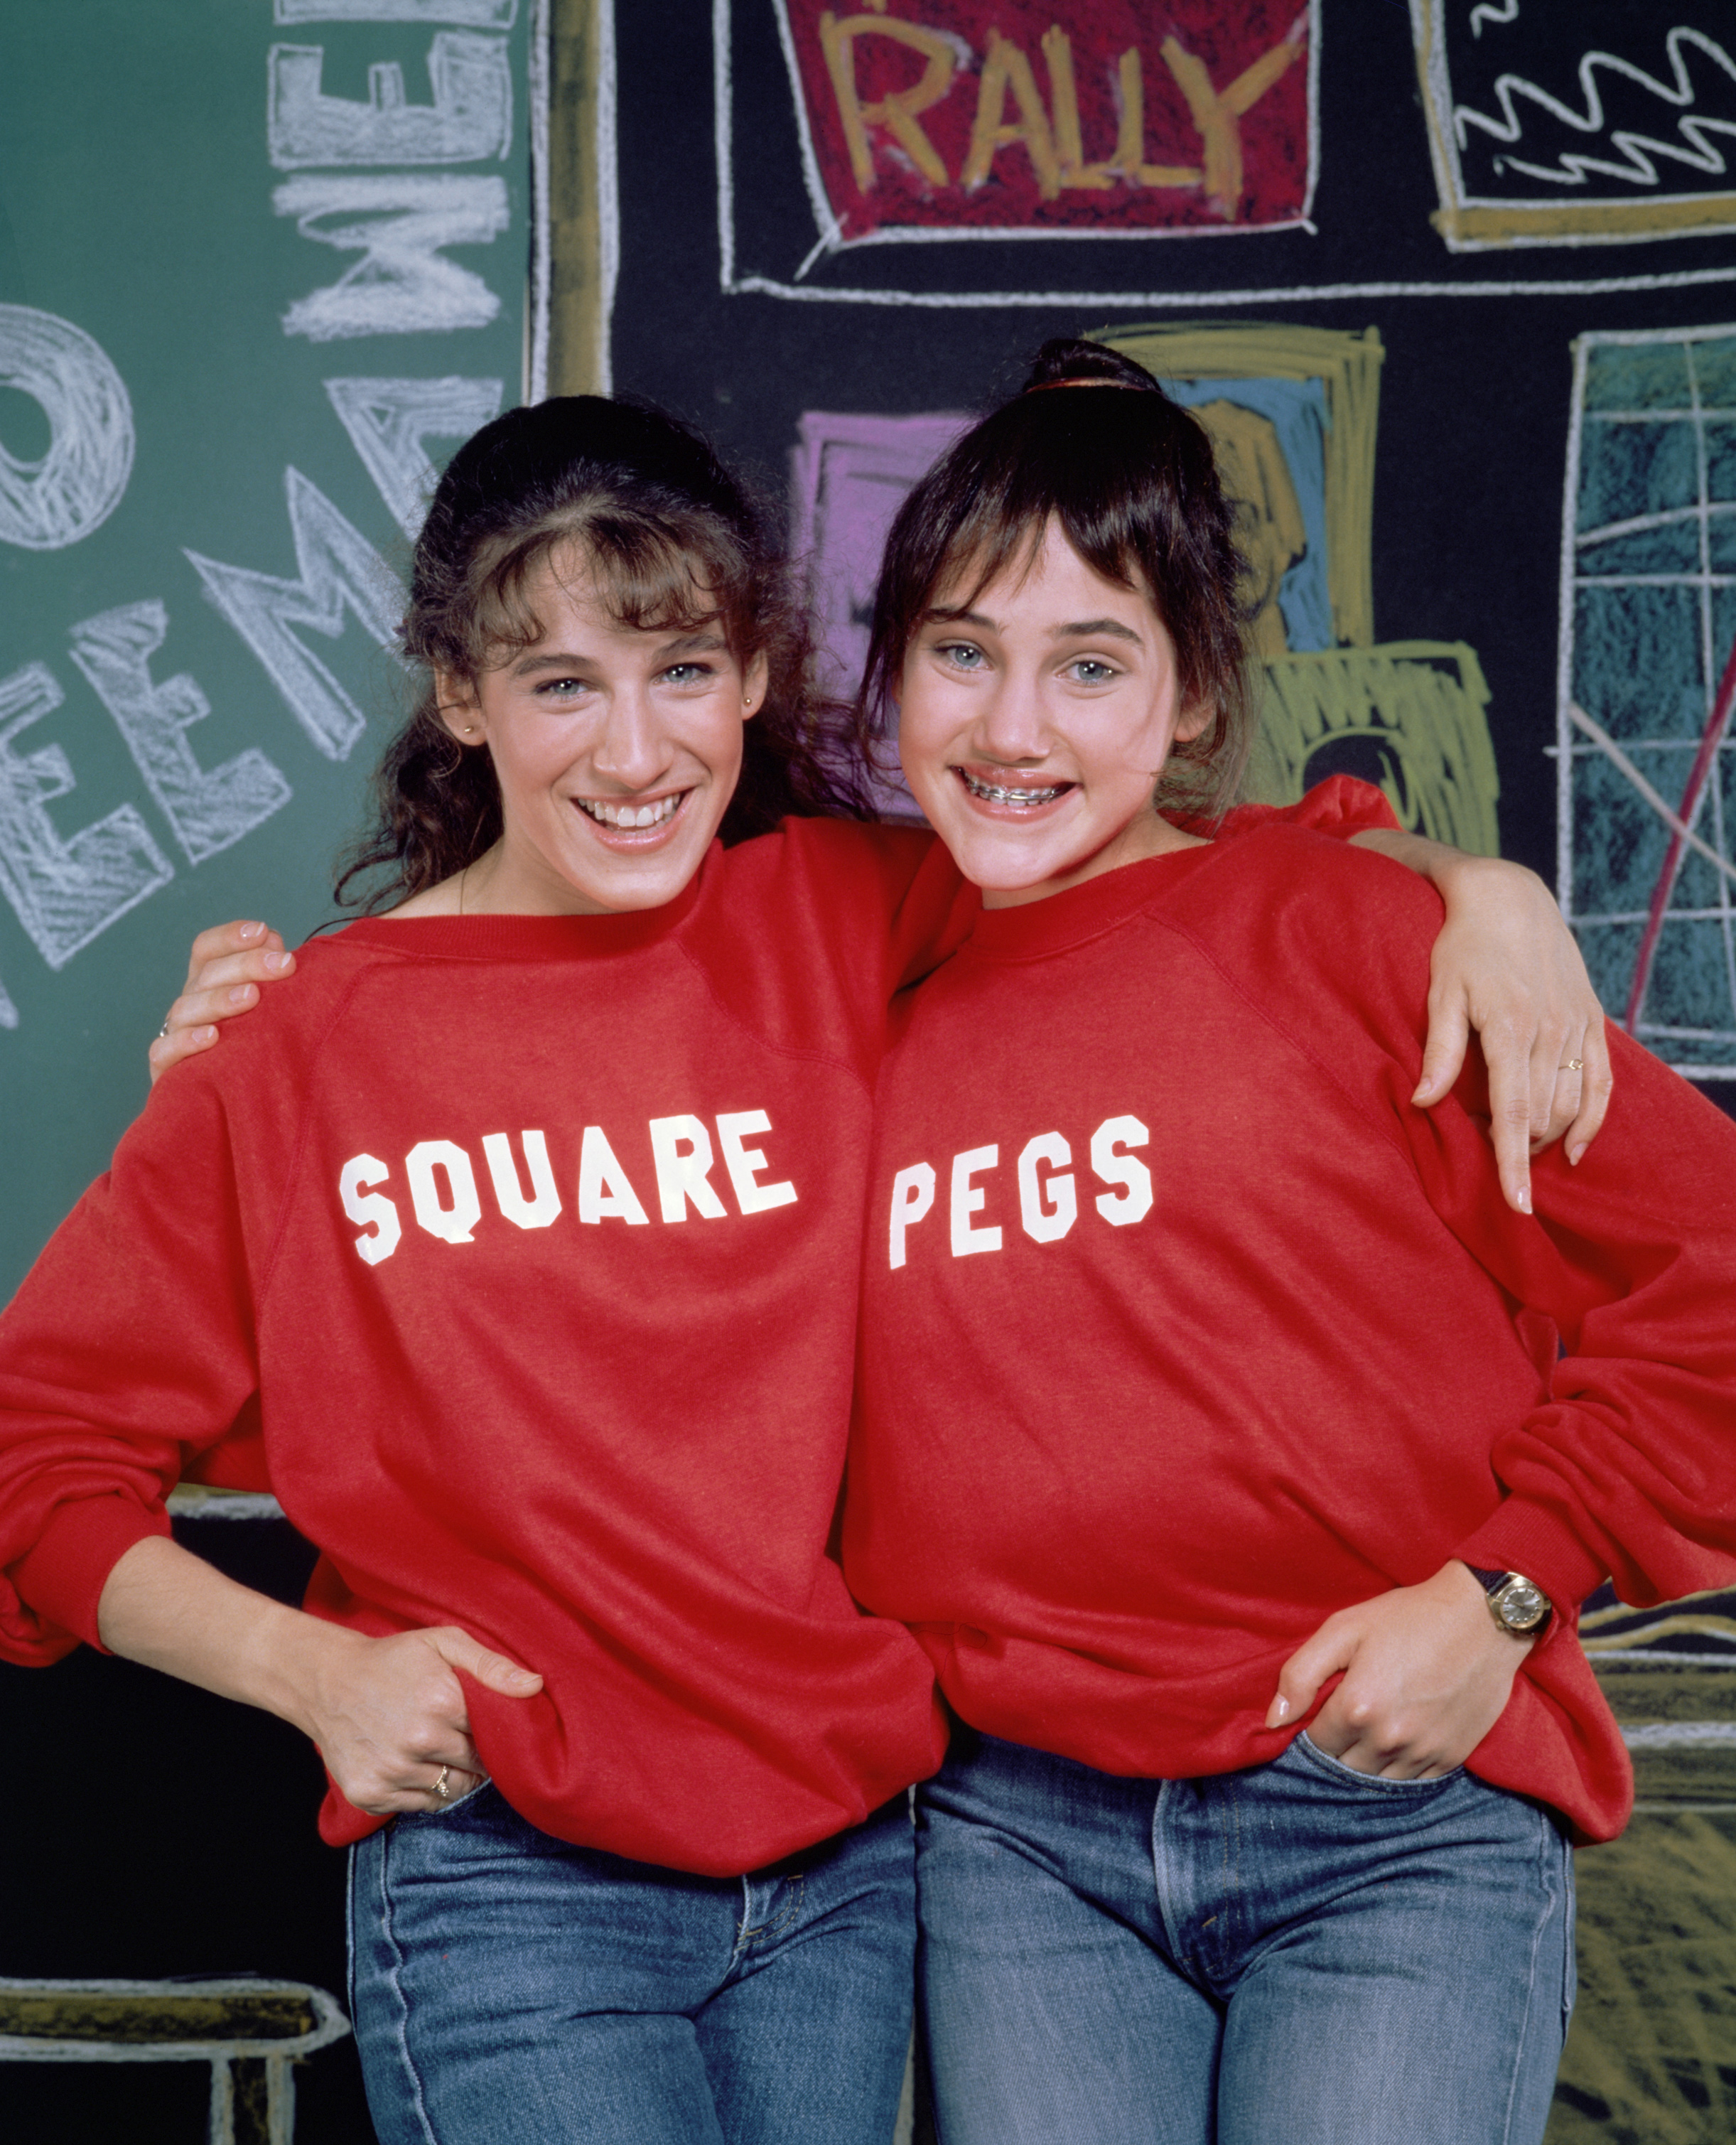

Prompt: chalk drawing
[789,411,967,817]
[275,175,510,342]
[269,29,513,169]
[0,662,173,971]
[1412,1,1736,252]
[0,980,17,1029]
[1254,644,1501,856]
[185,471,406,763]
[1104,325,1383,650]
[0,1974,349,2145]
[325,375,502,539]
[769,0,1317,256]
[276,0,515,22]
[0,306,134,553]
[1557,323,1736,1077]
[67,603,294,866]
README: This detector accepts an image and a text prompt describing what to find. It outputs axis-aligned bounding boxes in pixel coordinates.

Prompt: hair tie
[1024,377,1146,394]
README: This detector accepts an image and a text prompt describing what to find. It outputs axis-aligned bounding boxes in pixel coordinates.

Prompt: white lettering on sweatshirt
[338,1110,800,1263]
[888,1117,1152,1268]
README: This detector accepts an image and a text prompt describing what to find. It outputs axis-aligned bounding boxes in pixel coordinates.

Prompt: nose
[974,665,1051,767]
[591,677,676,791]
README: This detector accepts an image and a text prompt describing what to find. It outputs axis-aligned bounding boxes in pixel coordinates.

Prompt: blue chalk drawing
[1161,375,1334,655]
[1559,326,1736,1075]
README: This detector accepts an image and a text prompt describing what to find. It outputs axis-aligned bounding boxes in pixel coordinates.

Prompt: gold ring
[1562,1058,1584,1073]
[431,1766,451,1800]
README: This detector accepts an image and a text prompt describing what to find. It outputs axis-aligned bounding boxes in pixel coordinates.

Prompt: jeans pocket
[1290,1731,1465,1791]
[396,1775,495,1824]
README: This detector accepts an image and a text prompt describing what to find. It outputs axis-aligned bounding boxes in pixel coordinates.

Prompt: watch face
[1495,1576,1549,1631]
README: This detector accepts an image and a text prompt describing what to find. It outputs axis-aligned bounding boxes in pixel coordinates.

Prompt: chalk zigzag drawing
[1413,1,1736,250]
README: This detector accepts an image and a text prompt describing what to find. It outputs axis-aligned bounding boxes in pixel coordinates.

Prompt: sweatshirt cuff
[1452,1499,1609,1613]
[9,1495,172,1650]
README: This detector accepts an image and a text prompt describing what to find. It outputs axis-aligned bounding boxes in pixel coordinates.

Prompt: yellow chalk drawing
[1158,27,1305,221]
[809,9,1304,210]
[819,10,956,192]
[1192,399,1308,661]
[1251,643,1502,857]
[1099,323,1384,650]
[962,30,1062,200]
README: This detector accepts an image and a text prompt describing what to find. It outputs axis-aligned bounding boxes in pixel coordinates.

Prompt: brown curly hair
[337,396,868,910]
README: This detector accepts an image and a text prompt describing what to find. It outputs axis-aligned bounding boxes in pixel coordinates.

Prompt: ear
[434,670,484,746]
[1174,693,1214,744]
[741,649,770,719]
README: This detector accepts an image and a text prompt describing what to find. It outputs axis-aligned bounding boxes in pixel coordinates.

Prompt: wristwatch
[1465,1566,1552,1637]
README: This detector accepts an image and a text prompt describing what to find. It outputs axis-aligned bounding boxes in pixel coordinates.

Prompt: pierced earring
[460,724,478,735]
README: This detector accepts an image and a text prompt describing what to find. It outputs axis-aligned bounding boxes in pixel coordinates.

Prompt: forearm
[1349,825,1511,893]
[96,1533,338,1736]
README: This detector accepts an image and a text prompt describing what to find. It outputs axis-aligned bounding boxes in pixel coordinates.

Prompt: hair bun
[1020,337,1160,396]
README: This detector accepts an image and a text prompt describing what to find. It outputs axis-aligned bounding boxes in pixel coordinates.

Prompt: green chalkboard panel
[0,0,533,1301]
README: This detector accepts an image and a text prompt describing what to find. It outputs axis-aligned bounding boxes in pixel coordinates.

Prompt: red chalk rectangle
[778,0,1316,244]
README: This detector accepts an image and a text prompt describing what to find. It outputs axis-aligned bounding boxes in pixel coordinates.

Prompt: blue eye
[939,642,986,669]
[1069,660,1117,684]
[660,662,713,685]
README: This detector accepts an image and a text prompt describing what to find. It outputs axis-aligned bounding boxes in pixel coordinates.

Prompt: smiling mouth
[956,768,1070,810]
[574,790,687,831]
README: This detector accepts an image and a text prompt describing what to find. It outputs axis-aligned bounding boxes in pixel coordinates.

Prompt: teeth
[961,770,1064,808]
[578,792,684,829]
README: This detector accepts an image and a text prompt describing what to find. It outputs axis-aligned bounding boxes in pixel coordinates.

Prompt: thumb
[1413,990,1470,1107]
[1266,1618,1356,1731]
[426,1626,543,1697]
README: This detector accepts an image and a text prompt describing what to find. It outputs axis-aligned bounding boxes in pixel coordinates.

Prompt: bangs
[462,506,748,670]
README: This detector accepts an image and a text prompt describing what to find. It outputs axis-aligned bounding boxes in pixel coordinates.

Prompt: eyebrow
[510,630,727,675]
[920,608,1143,647]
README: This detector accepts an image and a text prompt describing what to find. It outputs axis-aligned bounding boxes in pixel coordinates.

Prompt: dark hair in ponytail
[858,337,1256,823]
[336,396,867,909]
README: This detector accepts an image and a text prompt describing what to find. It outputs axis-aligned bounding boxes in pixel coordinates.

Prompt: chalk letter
[269,31,512,169]
[888,1161,935,1270]
[715,1110,798,1215]
[482,1129,562,1230]
[67,603,293,864]
[1017,1131,1076,1243]
[340,1152,402,1265]
[818,14,956,191]
[649,1114,728,1222]
[577,1124,650,1225]
[950,1144,1002,1257]
[1160,29,1304,220]
[1091,1115,1153,1227]
[1039,31,1110,189]
[0,304,134,552]
[406,1138,482,1243]
[0,662,173,969]
[185,468,404,763]
[961,32,1061,199]
[276,176,510,342]
[324,375,502,539]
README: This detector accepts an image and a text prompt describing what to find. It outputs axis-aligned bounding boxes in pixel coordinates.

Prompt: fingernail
[228,985,254,1004]
[263,950,290,972]
[1516,1184,1532,1214]
[240,922,264,941]
[1268,1696,1290,1727]
[507,1669,537,1687]
[1568,1144,1585,1167]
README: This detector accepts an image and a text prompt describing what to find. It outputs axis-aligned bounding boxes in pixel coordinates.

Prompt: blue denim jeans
[917,1726,1575,2145]
[348,1783,915,2145]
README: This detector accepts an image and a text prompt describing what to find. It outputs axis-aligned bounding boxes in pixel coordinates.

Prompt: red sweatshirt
[0,823,977,1872]
[844,827,1736,1843]
[0,787,1389,1872]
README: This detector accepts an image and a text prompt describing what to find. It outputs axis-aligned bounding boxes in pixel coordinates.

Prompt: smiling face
[895,519,1212,908]
[434,547,765,916]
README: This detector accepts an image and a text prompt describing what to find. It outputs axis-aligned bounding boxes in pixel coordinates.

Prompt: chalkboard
[0,0,537,1301]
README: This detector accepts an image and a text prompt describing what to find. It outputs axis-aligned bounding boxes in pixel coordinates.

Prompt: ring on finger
[431,1765,451,1800]
[1559,1058,1585,1074]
